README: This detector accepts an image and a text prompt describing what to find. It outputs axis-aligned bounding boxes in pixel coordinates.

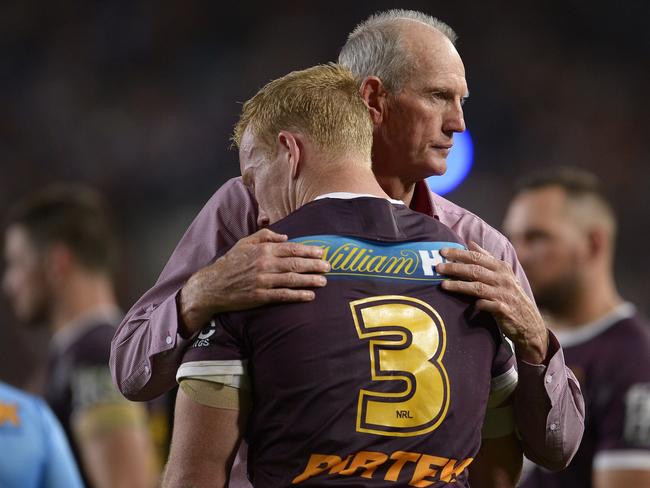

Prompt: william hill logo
[290,235,465,282]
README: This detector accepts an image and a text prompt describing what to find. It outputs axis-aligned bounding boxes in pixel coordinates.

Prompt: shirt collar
[315,192,404,205]
[411,181,438,219]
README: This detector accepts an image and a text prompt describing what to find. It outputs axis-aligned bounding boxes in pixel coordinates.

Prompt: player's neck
[298,163,393,205]
[548,278,623,332]
[50,271,117,334]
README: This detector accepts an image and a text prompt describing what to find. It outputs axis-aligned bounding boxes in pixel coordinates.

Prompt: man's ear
[586,227,609,262]
[360,76,389,126]
[277,131,302,179]
[44,243,74,285]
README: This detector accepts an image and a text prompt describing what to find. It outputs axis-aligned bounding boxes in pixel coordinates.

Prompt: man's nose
[444,101,466,134]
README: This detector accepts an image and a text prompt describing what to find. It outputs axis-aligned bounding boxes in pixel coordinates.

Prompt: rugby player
[503,168,650,488]
[2,186,158,488]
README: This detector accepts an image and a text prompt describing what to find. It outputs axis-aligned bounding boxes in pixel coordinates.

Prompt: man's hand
[437,241,549,364]
[179,228,330,336]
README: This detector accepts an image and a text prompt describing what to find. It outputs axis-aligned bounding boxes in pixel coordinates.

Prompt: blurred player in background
[163,63,521,488]
[0,380,83,488]
[2,185,158,488]
[503,167,650,488]
[111,8,584,483]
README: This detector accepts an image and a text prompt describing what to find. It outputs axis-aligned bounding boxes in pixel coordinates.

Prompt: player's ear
[43,243,74,286]
[277,131,301,179]
[360,76,389,126]
[587,227,608,262]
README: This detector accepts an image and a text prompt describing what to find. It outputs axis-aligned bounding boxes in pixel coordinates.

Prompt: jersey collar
[314,192,405,205]
[554,302,636,347]
[51,305,123,354]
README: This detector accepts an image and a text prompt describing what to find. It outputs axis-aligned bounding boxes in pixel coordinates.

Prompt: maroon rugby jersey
[520,304,650,488]
[178,197,516,487]
[44,308,126,488]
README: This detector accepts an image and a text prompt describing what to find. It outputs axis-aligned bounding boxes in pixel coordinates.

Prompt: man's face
[238,129,291,227]
[2,225,51,326]
[503,186,588,315]
[374,26,468,182]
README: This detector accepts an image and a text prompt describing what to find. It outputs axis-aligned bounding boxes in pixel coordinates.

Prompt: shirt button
[550,423,558,431]
[144,365,150,373]
[165,335,173,345]
[546,375,553,384]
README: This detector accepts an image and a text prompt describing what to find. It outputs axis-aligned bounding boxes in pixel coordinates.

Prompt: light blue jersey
[0,381,84,488]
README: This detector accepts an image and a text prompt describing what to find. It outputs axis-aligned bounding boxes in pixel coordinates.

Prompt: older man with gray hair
[111,9,584,485]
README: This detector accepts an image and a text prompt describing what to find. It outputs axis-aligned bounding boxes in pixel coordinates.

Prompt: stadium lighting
[426,129,474,196]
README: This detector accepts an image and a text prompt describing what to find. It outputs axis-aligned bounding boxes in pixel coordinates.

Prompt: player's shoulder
[272,196,464,245]
[429,191,514,258]
[0,382,48,427]
[61,320,116,366]
[606,312,650,352]
[577,308,650,382]
[0,381,37,409]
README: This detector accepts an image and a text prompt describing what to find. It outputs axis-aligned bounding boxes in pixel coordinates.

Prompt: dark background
[1,0,648,388]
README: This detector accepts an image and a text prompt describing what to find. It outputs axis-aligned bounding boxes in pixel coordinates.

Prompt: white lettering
[419,250,443,277]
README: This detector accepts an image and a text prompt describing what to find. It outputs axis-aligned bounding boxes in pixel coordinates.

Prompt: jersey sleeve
[479,317,518,440]
[593,329,650,471]
[71,328,136,416]
[176,316,250,391]
[487,334,518,408]
[38,399,84,488]
[110,178,258,401]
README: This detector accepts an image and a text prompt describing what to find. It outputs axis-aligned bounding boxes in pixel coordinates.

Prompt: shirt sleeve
[38,400,85,488]
[110,177,258,400]
[515,331,585,471]
[468,223,585,470]
[497,240,585,469]
[458,219,585,470]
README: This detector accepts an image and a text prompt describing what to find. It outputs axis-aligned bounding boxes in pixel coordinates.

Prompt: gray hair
[338,9,457,92]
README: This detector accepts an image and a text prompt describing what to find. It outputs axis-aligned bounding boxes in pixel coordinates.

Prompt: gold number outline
[350,295,450,437]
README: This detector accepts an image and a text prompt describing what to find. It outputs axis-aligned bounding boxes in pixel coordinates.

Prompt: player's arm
[468,402,522,488]
[163,380,249,488]
[39,400,85,488]
[72,401,157,488]
[469,328,523,488]
[70,364,158,488]
[110,179,329,401]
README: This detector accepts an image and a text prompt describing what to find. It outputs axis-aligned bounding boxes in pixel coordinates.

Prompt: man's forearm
[514,333,585,471]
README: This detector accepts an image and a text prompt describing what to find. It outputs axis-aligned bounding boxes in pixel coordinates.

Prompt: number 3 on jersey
[350,295,450,437]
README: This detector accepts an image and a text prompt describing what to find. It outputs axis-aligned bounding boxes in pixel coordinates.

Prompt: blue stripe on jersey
[289,235,466,282]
